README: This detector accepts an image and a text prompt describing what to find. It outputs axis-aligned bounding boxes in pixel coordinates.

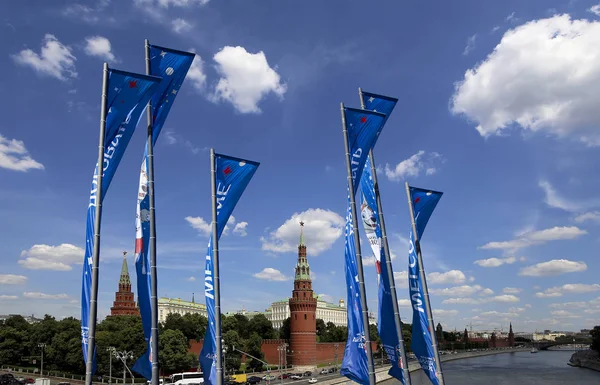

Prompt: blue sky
[1,0,600,333]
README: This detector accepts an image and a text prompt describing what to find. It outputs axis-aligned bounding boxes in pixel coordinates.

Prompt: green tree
[369,324,380,344]
[244,333,264,371]
[0,322,29,365]
[316,319,326,341]
[591,326,600,354]
[222,315,239,335]
[47,318,83,373]
[233,314,250,340]
[279,318,291,340]
[159,329,197,373]
[223,330,242,373]
[248,314,275,340]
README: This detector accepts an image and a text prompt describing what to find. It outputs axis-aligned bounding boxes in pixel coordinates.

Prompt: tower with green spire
[288,221,317,368]
[110,251,140,316]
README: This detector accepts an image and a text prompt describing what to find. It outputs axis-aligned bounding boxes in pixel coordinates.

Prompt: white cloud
[536,284,600,298]
[0,295,18,300]
[490,295,520,303]
[479,226,587,252]
[186,276,196,282]
[62,0,110,24]
[19,243,83,271]
[480,288,494,296]
[384,150,443,182]
[474,256,516,267]
[172,18,193,34]
[509,307,526,313]
[318,293,334,303]
[185,216,211,236]
[430,285,486,297]
[0,274,28,285]
[187,53,207,91]
[84,36,116,62]
[427,270,467,285]
[589,4,600,17]
[479,310,520,318]
[549,301,587,309]
[397,299,411,307]
[158,0,209,7]
[503,287,522,294]
[550,310,581,319]
[433,309,459,317]
[211,46,287,113]
[463,34,477,55]
[0,134,45,172]
[451,15,600,145]
[575,211,600,223]
[538,180,584,212]
[12,34,77,81]
[519,259,587,277]
[253,268,291,282]
[442,297,481,305]
[261,209,344,256]
[394,271,408,288]
[233,222,248,236]
[23,292,69,300]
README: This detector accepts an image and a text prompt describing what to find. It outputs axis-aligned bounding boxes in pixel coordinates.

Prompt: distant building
[265,297,351,329]
[158,294,207,322]
[0,314,42,324]
[224,308,263,319]
[110,252,140,316]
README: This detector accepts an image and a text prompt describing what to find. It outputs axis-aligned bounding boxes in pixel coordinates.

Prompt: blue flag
[358,91,407,384]
[407,186,443,385]
[133,45,195,380]
[340,191,369,385]
[344,107,386,193]
[81,69,161,372]
[360,162,407,385]
[200,154,259,385]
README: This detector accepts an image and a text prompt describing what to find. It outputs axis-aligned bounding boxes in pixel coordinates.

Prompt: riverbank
[568,350,600,373]
[317,347,530,385]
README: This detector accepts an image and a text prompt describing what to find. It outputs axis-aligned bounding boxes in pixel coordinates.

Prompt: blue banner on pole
[407,186,443,385]
[81,69,161,372]
[359,158,406,385]
[133,45,194,380]
[344,107,386,194]
[200,154,259,385]
[340,191,369,385]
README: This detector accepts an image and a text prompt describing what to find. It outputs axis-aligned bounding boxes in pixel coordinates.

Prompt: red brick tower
[110,252,140,316]
[508,322,515,347]
[289,222,317,368]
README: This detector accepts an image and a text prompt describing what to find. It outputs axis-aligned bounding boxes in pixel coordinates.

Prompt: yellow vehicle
[231,374,247,384]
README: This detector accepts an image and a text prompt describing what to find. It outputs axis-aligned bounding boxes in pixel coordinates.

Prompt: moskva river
[381,351,599,385]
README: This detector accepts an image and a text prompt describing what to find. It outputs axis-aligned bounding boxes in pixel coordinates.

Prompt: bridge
[531,342,590,351]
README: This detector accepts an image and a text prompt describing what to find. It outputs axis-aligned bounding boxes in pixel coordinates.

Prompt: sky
[1,0,600,334]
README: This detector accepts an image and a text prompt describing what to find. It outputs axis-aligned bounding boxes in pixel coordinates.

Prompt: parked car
[303,372,312,377]
[319,370,328,375]
[246,376,261,385]
[308,379,317,384]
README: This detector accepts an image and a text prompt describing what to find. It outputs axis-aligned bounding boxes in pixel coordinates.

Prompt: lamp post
[37,343,46,376]
[107,347,115,384]
[222,341,228,380]
[113,350,134,385]
[333,344,339,371]
[277,343,288,385]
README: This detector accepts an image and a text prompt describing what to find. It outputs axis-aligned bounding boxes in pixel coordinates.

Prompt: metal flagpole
[85,62,110,385]
[404,182,445,385]
[144,38,160,385]
[359,89,412,385]
[340,103,376,385]
[210,148,224,385]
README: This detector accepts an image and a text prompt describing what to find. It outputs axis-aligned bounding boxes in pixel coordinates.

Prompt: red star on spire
[129,80,138,88]
[360,116,367,123]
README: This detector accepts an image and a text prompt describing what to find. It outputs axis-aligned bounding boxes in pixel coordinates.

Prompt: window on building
[304,314,307,320]
[295,314,297,320]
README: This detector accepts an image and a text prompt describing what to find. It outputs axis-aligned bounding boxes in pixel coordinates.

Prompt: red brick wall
[189,339,377,368]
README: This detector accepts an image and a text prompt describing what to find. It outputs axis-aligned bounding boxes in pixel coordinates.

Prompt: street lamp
[37,343,46,376]
[222,340,228,379]
[107,347,116,385]
[276,343,288,385]
[113,350,134,385]
[333,344,339,371]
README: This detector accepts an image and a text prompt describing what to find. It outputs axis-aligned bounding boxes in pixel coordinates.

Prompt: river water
[381,351,599,385]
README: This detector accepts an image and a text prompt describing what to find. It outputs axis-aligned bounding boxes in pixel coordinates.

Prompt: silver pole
[85,62,109,385]
[108,348,113,385]
[359,88,412,385]
[145,38,160,385]
[38,343,45,376]
[211,148,224,385]
[404,182,445,385]
[340,102,376,385]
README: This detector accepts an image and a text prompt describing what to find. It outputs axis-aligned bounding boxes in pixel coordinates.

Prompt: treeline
[592,326,600,353]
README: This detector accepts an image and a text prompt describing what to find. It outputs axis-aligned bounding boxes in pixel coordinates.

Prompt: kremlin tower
[288,222,317,368]
[110,252,140,316]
